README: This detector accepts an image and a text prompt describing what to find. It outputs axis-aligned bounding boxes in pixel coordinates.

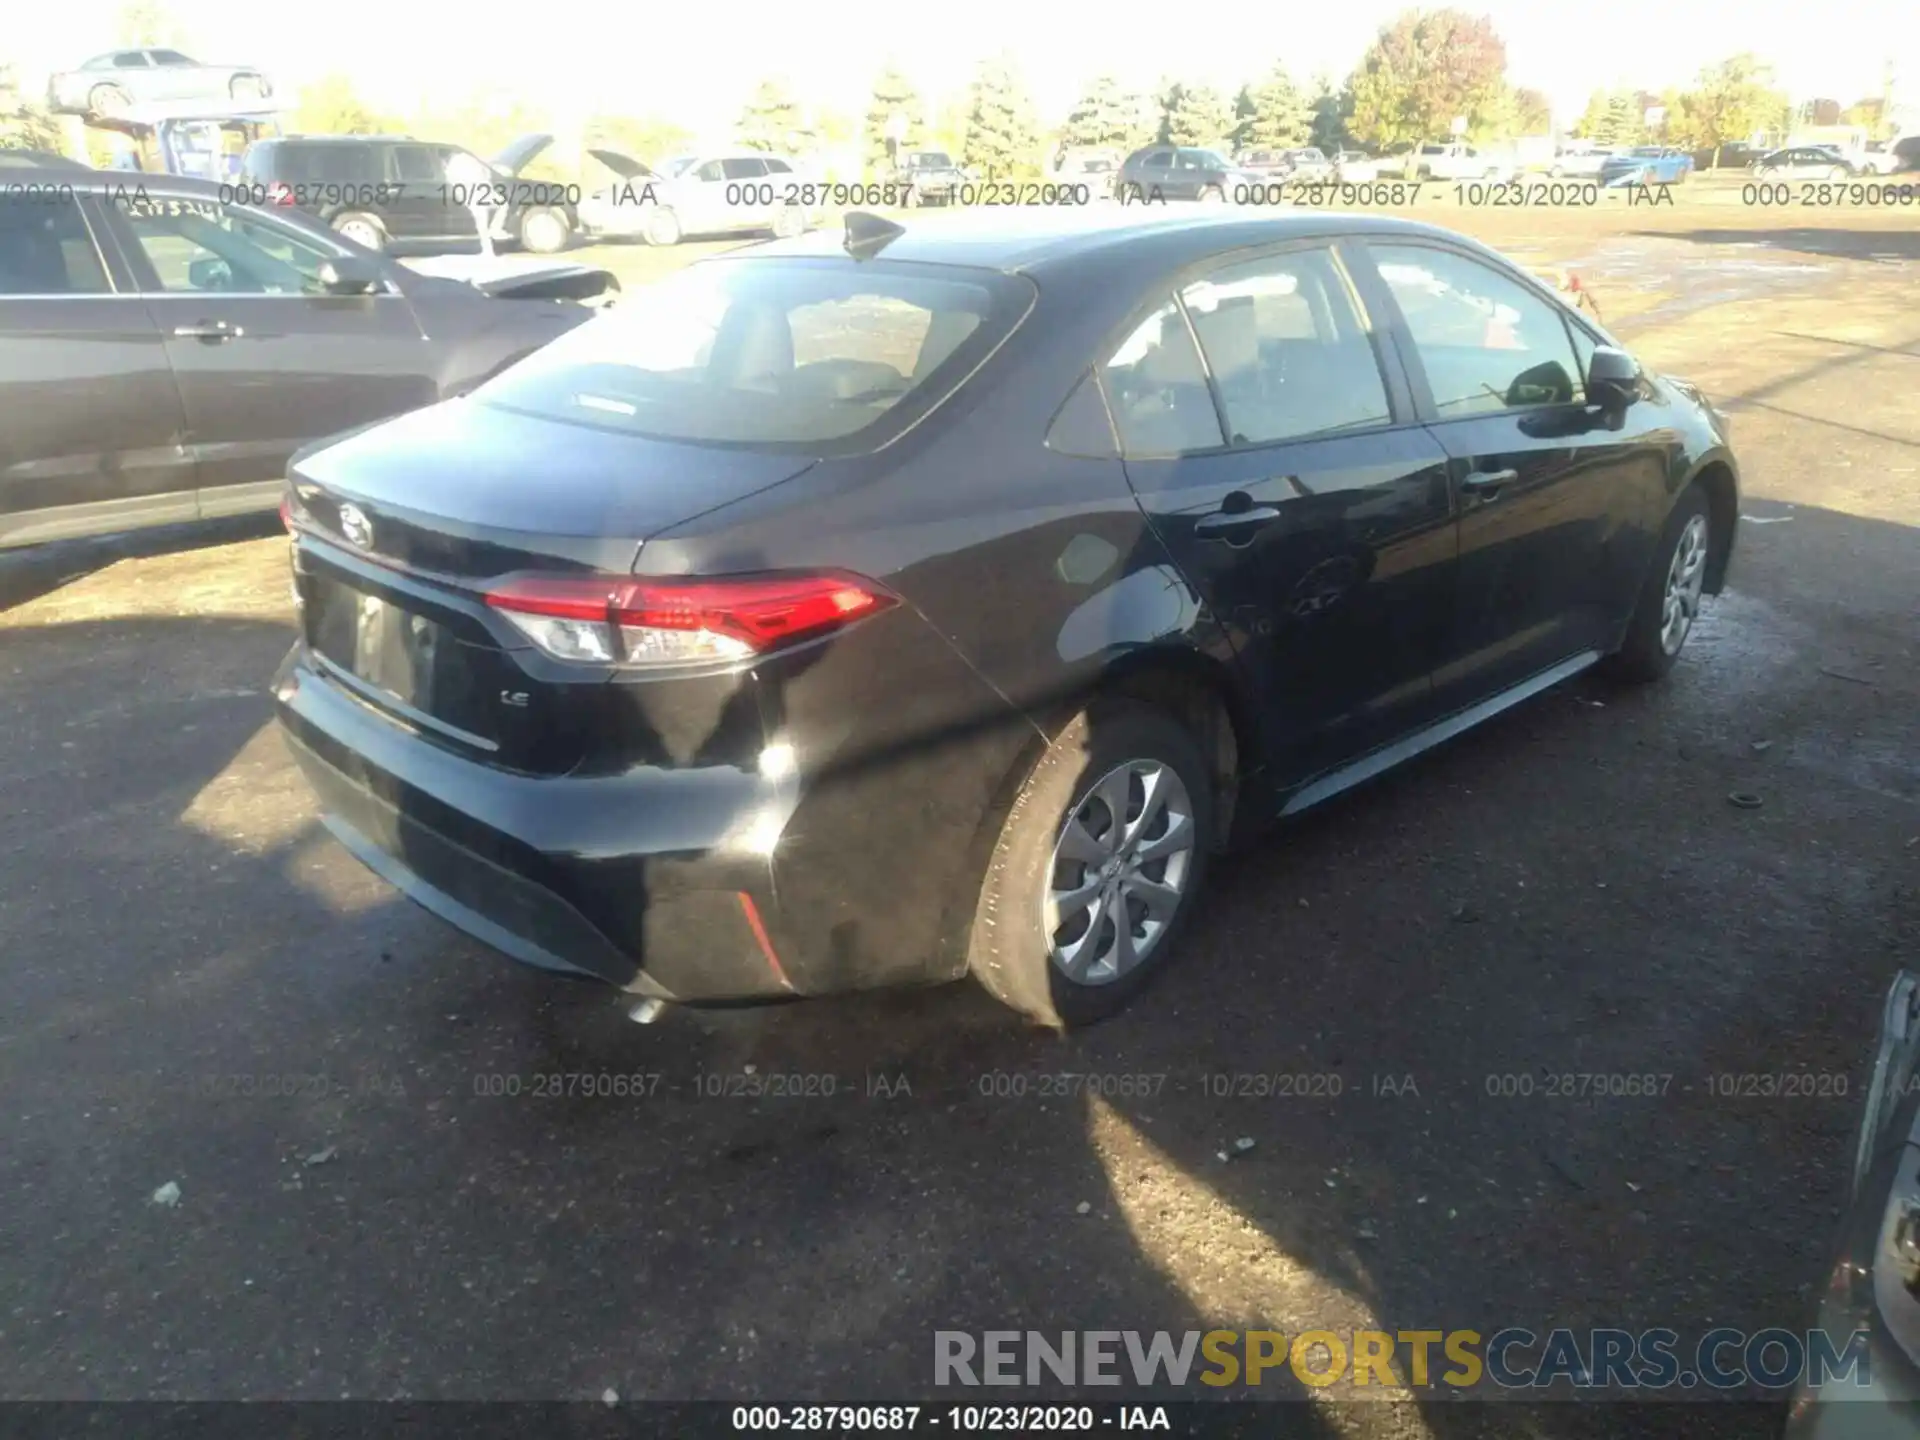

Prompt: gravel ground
[0,198,1915,1436]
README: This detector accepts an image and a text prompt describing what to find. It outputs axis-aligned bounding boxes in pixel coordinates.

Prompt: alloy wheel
[1660,513,1710,655]
[336,219,383,250]
[1045,760,1196,986]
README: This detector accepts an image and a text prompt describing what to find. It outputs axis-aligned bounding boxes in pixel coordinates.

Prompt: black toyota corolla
[274,207,1740,1028]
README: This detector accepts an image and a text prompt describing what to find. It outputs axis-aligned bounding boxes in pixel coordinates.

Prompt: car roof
[732,206,1504,280]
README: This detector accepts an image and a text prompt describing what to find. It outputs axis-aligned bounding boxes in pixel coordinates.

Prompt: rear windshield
[474,257,1034,455]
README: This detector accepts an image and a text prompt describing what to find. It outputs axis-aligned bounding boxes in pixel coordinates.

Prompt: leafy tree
[1062,74,1132,149]
[1307,75,1352,153]
[584,113,694,168]
[739,77,808,155]
[116,0,186,47]
[1840,96,1894,138]
[1572,89,1610,139]
[864,63,922,171]
[961,54,1040,178]
[1347,8,1510,149]
[1510,87,1552,134]
[1236,63,1313,150]
[1681,53,1791,165]
[292,75,396,136]
[1164,83,1233,148]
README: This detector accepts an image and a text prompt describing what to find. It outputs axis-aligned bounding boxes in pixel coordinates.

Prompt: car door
[1171,149,1214,199]
[1360,240,1673,710]
[679,158,729,235]
[100,188,436,517]
[1103,241,1457,790]
[144,49,197,102]
[0,189,197,547]
[396,143,474,245]
[720,156,770,232]
[1128,147,1173,200]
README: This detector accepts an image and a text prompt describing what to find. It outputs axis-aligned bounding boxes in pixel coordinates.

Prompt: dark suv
[235,134,577,255]
[1115,145,1263,202]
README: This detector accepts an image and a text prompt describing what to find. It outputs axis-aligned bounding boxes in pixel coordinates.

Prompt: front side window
[1369,244,1582,418]
[721,157,766,180]
[473,258,1031,454]
[1179,248,1391,445]
[0,194,111,295]
[149,50,194,65]
[116,195,339,295]
[390,145,442,183]
[1140,150,1172,169]
[112,52,152,68]
[693,160,726,182]
[1098,300,1223,456]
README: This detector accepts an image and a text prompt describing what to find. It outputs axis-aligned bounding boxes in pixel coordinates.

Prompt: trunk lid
[288,399,817,773]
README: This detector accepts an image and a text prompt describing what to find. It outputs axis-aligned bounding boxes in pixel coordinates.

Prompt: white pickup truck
[1401,142,1511,181]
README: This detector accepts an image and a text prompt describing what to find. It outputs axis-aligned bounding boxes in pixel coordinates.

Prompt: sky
[13,0,1918,142]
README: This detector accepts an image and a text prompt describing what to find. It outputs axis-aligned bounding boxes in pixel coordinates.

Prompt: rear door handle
[1461,468,1518,495]
[172,320,245,341]
[1195,504,1283,540]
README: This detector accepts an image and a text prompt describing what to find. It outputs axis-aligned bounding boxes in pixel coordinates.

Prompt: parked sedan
[1599,146,1694,186]
[1546,146,1616,178]
[273,206,1740,1029]
[0,170,612,549]
[1332,150,1385,182]
[1116,145,1265,201]
[576,150,811,246]
[1752,146,1859,180]
[46,49,270,117]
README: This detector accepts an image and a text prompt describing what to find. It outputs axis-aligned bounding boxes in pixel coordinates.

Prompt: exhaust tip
[627,997,670,1025]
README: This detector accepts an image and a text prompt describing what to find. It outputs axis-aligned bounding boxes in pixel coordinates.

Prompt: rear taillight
[484,571,897,668]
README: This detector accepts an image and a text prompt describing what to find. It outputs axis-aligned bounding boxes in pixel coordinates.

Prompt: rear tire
[969,702,1214,1030]
[331,212,387,251]
[1601,483,1712,683]
[517,206,571,254]
[88,84,129,117]
[1198,185,1225,204]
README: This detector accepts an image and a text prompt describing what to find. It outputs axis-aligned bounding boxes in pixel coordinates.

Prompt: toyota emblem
[338,503,372,549]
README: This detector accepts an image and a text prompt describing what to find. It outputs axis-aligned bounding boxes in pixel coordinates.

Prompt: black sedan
[274,207,1740,1028]
[0,169,613,549]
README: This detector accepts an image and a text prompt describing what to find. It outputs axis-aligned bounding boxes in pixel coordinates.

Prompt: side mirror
[317,257,382,296]
[1587,346,1642,409]
[187,256,232,291]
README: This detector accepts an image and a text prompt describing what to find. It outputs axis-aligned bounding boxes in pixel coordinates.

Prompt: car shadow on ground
[2,493,1915,1432]
[0,514,280,612]
[1629,226,1920,264]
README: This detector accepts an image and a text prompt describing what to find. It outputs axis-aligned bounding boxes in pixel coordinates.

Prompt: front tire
[969,702,1214,1029]
[1602,483,1712,683]
[88,83,130,117]
[644,207,682,247]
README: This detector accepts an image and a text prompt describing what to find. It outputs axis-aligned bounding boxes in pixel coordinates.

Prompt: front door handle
[1195,504,1283,540]
[1461,468,1518,496]
[172,320,245,341]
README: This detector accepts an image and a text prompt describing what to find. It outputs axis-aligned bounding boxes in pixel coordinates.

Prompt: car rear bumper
[274,644,799,1003]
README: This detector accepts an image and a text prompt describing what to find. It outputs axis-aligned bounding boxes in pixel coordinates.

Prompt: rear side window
[1180,248,1391,444]
[1098,300,1224,456]
[389,145,442,183]
[474,258,1033,454]
[260,144,369,184]
[0,194,111,295]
